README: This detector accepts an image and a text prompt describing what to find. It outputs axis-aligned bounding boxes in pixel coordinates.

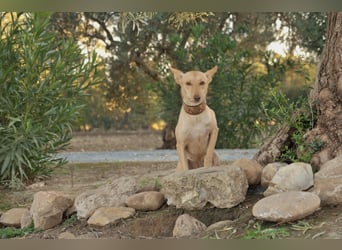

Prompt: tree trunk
[254,12,342,168]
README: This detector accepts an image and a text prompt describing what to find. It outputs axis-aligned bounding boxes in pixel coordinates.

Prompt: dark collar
[183,102,206,115]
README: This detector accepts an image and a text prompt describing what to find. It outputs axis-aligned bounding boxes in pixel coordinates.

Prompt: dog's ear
[170,67,184,85]
[205,66,218,83]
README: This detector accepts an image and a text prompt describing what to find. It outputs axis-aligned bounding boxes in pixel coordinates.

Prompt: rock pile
[1,155,341,238]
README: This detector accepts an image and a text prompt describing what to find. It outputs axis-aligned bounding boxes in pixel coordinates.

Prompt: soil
[1,131,342,239]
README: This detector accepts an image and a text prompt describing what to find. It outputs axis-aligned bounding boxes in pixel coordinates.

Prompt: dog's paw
[204,158,213,168]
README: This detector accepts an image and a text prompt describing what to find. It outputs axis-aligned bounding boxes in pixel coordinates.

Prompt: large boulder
[75,176,138,219]
[30,191,73,230]
[232,158,263,185]
[252,191,321,222]
[160,165,248,210]
[264,162,314,196]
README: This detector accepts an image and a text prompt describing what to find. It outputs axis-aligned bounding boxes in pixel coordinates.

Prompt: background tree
[254,12,341,169]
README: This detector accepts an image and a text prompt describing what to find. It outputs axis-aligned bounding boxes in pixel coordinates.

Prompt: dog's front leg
[176,142,189,172]
[204,126,219,167]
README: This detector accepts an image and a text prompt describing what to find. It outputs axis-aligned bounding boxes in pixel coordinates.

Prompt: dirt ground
[1,131,342,239]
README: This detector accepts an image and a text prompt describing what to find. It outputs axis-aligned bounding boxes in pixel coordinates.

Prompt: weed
[261,89,322,163]
[0,224,36,239]
[62,214,78,227]
[138,177,162,190]
[242,222,289,239]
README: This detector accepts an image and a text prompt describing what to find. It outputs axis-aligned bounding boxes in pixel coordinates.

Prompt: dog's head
[170,66,217,106]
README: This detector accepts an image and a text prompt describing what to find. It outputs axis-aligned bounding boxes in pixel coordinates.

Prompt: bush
[0,13,99,188]
[259,89,322,163]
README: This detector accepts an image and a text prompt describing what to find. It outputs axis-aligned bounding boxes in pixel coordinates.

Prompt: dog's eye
[199,81,205,86]
[186,82,192,86]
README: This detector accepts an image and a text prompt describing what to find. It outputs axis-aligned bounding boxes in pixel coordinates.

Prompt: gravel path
[57,149,259,163]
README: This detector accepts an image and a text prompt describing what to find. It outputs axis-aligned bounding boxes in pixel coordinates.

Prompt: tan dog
[170,66,219,172]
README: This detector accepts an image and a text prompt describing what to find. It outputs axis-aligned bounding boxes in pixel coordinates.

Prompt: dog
[170,66,219,172]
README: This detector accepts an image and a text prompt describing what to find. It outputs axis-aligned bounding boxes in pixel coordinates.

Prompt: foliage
[279,12,327,55]
[260,89,323,163]
[0,224,37,239]
[0,13,100,188]
[242,222,289,239]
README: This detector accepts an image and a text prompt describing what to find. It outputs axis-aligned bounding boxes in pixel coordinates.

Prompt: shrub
[0,13,100,188]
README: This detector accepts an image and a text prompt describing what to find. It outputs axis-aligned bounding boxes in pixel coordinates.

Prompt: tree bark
[306,12,342,167]
[254,12,342,168]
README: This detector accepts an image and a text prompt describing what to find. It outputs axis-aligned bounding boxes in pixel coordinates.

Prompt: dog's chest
[177,112,212,139]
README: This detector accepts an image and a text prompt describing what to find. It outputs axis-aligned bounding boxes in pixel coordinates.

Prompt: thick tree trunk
[306,12,342,167]
[254,12,342,168]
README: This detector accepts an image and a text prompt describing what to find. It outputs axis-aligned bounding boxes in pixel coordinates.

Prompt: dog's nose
[194,95,201,102]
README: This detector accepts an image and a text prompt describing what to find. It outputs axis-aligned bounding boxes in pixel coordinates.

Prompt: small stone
[20,209,33,229]
[0,208,29,227]
[30,191,73,230]
[232,158,263,185]
[126,191,165,211]
[261,162,288,188]
[264,162,314,196]
[313,177,342,205]
[252,191,320,222]
[87,207,135,227]
[58,232,76,239]
[172,214,207,238]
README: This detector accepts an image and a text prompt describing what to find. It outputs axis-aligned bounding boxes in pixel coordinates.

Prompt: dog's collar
[183,102,206,115]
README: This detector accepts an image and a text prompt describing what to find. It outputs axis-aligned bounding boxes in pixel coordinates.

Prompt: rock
[20,209,33,229]
[232,158,263,185]
[0,208,29,227]
[126,191,165,211]
[58,232,76,239]
[30,191,73,230]
[315,156,342,180]
[206,220,234,232]
[252,191,321,222]
[264,162,314,196]
[319,155,342,171]
[75,176,138,219]
[313,177,342,205]
[87,207,135,227]
[261,162,288,188]
[172,214,207,238]
[160,165,248,210]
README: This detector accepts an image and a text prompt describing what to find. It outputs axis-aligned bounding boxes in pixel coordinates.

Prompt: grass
[0,224,37,239]
[242,222,290,239]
